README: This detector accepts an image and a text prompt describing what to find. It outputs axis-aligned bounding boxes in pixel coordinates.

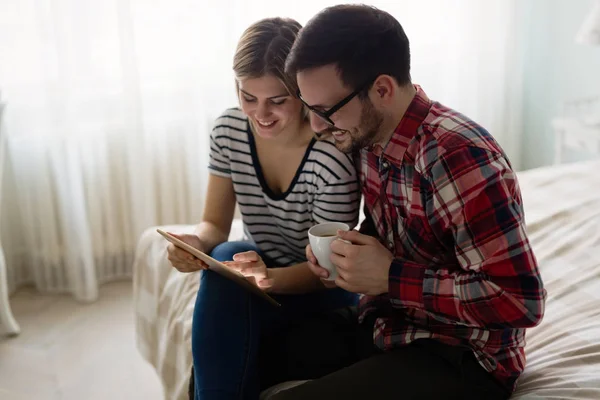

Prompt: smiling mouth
[315,129,348,140]
[256,119,276,127]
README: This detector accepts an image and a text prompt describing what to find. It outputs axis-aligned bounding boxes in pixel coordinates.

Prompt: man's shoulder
[412,102,506,174]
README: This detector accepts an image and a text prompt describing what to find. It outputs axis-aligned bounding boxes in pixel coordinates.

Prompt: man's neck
[374,84,417,148]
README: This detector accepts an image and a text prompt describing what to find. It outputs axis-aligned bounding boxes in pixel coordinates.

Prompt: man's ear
[372,75,396,104]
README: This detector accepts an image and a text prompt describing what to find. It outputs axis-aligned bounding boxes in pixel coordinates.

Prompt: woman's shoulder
[308,137,357,180]
[212,108,248,136]
[217,107,247,120]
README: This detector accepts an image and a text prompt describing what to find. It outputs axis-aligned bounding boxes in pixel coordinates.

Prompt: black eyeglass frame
[297,78,375,126]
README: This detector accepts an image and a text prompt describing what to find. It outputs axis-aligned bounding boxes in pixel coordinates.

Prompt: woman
[166,17,361,400]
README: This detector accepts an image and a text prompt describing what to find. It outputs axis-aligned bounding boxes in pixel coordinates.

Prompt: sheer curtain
[0,0,523,301]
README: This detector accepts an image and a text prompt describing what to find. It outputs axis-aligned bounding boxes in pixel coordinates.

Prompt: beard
[317,98,384,154]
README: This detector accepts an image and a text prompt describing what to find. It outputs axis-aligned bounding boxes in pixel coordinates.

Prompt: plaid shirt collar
[371,85,432,165]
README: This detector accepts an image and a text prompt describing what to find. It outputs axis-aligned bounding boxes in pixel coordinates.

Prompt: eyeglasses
[297,79,375,126]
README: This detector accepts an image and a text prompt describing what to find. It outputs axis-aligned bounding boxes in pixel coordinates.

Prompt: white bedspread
[133,160,600,400]
[511,161,600,399]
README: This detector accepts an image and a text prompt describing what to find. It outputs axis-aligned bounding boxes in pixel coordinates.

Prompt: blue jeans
[191,241,358,400]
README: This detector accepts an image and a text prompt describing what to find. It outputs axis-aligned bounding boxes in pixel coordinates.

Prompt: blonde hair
[233,17,302,97]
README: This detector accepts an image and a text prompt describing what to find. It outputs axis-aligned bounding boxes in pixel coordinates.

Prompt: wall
[521,0,600,170]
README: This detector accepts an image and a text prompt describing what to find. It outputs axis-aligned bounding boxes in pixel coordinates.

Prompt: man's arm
[388,147,546,329]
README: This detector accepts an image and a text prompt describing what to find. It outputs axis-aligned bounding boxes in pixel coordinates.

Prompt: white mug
[308,222,350,281]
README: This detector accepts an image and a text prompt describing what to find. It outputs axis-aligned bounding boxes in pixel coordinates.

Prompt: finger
[334,274,355,293]
[169,254,195,264]
[305,245,317,265]
[223,263,242,273]
[176,266,195,273]
[223,260,253,271]
[335,265,352,281]
[248,266,266,276]
[167,244,181,259]
[257,278,274,289]
[330,253,349,270]
[227,262,262,276]
[307,261,330,279]
[240,266,267,278]
[233,251,260,262]
[172,257,207,269]
[320,278,338,288]
[222,260,239,267]
[172,253,196,263]
[169,260,187,270]
[182,261,206,271]
[168,244,195,261]
[171,262,203,273]
[336,272,365,295]
[330,239,354,257]
[336,230,375,246]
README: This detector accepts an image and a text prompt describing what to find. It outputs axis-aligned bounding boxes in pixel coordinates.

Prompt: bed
[133,160,600,400]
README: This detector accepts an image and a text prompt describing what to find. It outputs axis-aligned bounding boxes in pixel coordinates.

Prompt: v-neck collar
[247,122,316,201]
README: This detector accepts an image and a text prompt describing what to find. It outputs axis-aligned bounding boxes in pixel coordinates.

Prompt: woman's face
[238,75,303,139]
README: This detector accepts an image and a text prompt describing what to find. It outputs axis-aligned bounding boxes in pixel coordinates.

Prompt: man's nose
[309,112,330,134]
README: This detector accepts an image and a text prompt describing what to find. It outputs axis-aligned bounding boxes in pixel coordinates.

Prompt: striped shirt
[357,86,546,393]
[209,108,360,266]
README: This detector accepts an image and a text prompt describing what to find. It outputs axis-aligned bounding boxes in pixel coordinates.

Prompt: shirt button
[382,161,389,169]
[384,204,389,209]
[387,241,394,250]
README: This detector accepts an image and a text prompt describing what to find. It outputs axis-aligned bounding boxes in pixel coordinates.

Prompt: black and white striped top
[209,108,360,266]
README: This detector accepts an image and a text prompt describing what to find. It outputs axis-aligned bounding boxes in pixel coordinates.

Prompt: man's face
[297,65,383,153]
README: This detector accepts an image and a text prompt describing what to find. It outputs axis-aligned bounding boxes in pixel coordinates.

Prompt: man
[272,4,546,400]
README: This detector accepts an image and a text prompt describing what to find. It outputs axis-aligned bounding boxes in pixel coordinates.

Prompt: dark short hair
[286,4,411,94]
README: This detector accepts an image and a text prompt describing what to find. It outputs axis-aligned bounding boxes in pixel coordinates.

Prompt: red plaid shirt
[357,86,546,393]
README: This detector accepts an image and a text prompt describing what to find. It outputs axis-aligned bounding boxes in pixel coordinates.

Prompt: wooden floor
[0,281,164,400]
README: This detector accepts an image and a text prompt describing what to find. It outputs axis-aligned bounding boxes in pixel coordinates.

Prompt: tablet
[156,229,280,307]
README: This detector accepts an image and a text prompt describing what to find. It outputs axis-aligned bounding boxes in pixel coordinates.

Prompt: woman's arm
[193,174,236,253]
[168,174,236,272]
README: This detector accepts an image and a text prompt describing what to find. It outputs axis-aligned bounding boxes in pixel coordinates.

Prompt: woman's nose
[255,102,272,120]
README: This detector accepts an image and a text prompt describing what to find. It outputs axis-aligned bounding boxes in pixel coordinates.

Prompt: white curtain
[0,0,523,301]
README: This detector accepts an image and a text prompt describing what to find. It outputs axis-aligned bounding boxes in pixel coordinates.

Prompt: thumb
[336,229,374,245]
